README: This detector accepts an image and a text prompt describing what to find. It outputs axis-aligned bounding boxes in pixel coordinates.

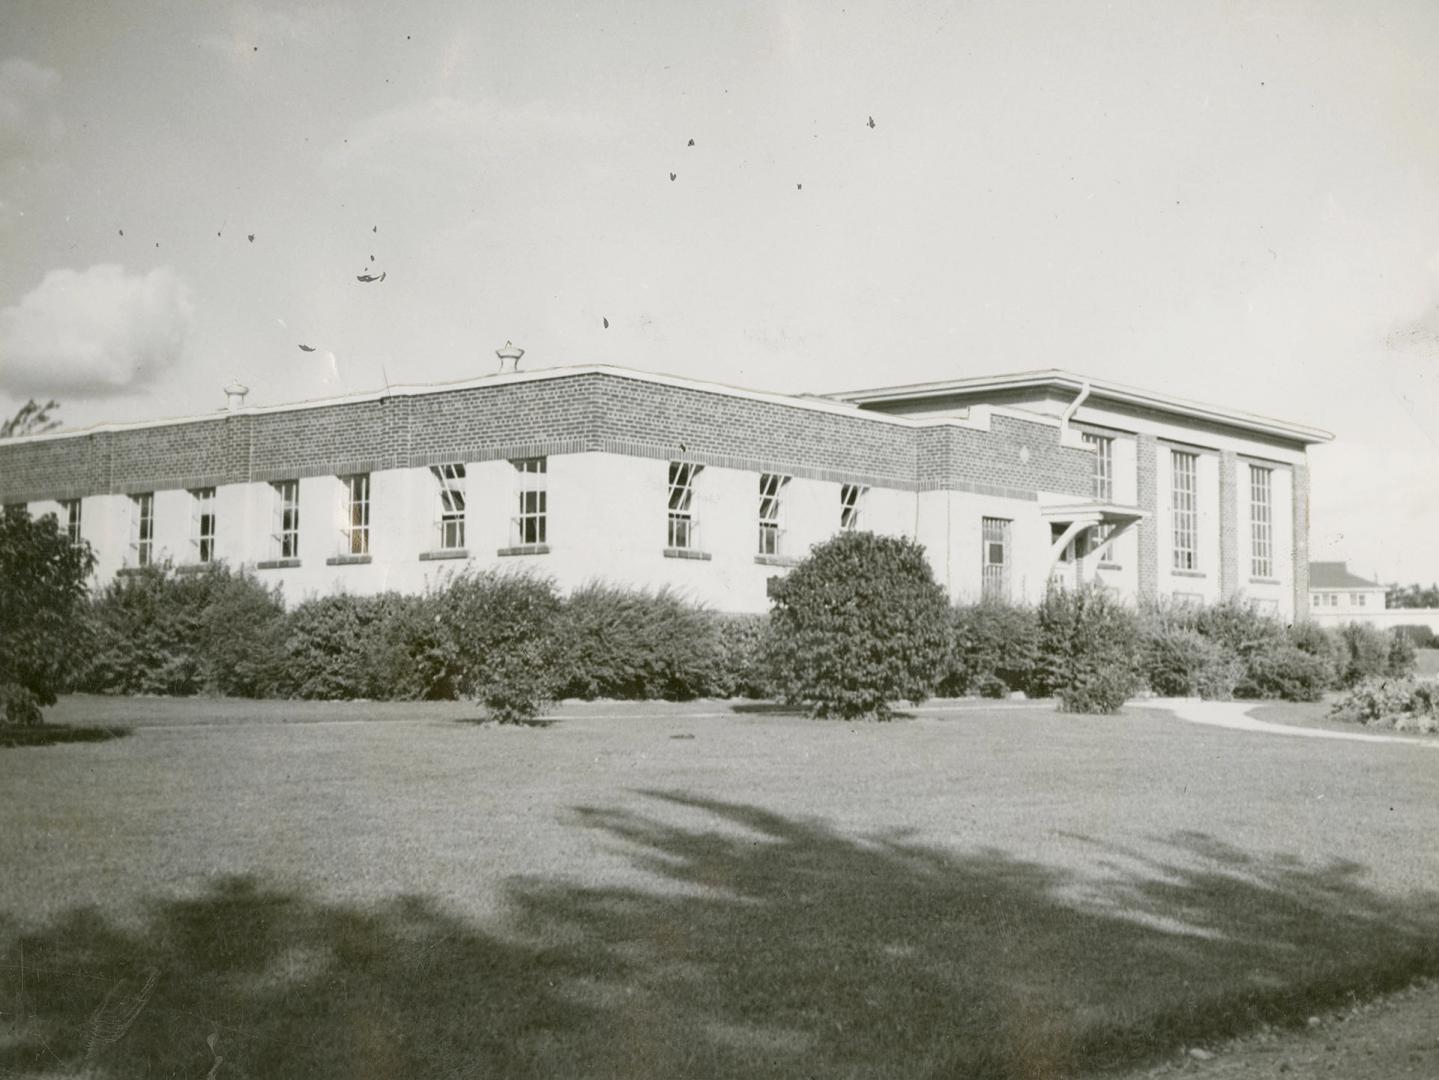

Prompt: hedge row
[77,564,772,709]
[939,595,1415,703]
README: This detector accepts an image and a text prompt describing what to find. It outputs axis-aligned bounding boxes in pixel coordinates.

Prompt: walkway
[1149,698,1439,748]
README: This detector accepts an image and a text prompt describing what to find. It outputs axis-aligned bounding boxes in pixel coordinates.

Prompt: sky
[1,0,1437,582]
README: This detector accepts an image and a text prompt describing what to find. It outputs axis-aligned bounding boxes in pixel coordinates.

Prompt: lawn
[2,695,1438,1079]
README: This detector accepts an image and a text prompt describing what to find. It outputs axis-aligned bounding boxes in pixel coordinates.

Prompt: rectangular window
[190,487,216,563]
[757,473,788,555]
[339,474,370,555]
[61,498,81,545]
[432,463,466,550]
[840,483,867,531]
[1082,433,1116,560]
[512,458,547,546]
[667,462,701,550]
[130,493,154,567]
[981,517,1010,600]
[1249,464,1272,578]
[272,479,300,559]
[1170,450,1198,571]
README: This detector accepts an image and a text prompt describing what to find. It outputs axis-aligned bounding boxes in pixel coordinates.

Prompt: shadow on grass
[0,725,131,749]
[3,795,1438,1079]
[727,702,919,720]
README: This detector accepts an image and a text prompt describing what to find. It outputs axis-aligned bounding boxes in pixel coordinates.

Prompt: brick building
[0,349,1331,617]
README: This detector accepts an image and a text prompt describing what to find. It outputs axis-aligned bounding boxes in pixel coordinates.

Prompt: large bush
[84,562,287,697]
[1334,622,1414,687]
[278,592,429,701]
[768,531,950,720]
[0,508,95,725]
[710,613,774,699]
[555,584,722,701]
[425,570,564,723]
[941,600,1040,698]
[1392,624,1438,650]
[1037,585,1139,714]
[1140,626,1242,699]
[1330,677,1438,733]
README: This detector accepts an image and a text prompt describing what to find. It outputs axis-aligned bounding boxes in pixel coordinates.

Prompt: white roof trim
[829,367,1333,445]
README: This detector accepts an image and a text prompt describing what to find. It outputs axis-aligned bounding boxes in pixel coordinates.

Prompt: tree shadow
[3,795,1437,1079]
[0,725,131,749]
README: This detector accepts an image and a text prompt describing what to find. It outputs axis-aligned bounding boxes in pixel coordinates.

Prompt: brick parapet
[1136,433,1158,597]
[1219,449,1239,598]
[0,370,1090,504]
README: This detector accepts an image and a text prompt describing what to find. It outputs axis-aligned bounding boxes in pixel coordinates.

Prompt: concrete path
[1148,697,1439,748]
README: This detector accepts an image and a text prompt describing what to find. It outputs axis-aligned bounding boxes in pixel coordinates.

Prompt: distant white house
[1308,562,1387,616]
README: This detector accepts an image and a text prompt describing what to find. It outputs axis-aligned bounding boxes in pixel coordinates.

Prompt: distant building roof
[1309,562,1385,590]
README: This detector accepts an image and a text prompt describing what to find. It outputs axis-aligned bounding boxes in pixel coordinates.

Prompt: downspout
[1060,380,1091,439]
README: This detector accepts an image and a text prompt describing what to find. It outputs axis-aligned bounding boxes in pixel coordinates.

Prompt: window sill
[497,544,550,557]
[1096,561,1123,571]
[256,558,301,570]
[116,566,153,577]
[420,548,469,561]
[326,554,372,566]
[754,554,801,567]
[174,562,216,574]
[1171,569,1207,579]
[1249,576,1281,585]
[664,547,712,561]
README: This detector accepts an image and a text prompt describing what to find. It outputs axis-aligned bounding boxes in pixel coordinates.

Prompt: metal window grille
[340,474,370,555]
[981,517,1010,600]
[840,483,866,530]
[62,498,82,545]
[513,458,547,546]
[667,462,701,549]
[1082,432,1115,560]
[432,463,466,549]
[190,488,216,563]
[272,479,300,559]
[1171,451,1198,571]
[1249,465,1272,578]
[130,493,154,567]
[757,473,787,555]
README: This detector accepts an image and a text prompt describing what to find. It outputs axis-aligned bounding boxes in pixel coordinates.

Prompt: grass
[2,695,1438,1079]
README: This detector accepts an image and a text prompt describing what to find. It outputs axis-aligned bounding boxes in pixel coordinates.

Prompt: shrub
[83,563,286,697]
[1037,585,1139,714]
[0,507,96,721]
[942,601,1039,698]
[1334,623,1415,687]
[278,592,429,701]
[555,584,721,701]
[1329,677,1439,733]
[768,531,950,720]
[711,613,773,699]
[1141,626,1241,699]
[427,570,564,723]
[1238,645,1331,702]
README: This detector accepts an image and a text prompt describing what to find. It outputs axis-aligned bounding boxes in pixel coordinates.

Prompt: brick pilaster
[1219,450,1239,599]
[1293,460,1311,621]
[1136,433,1158,598]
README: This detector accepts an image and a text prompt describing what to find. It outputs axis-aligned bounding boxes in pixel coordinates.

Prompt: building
[0,347,1331,617]
[1307,562,1388,618]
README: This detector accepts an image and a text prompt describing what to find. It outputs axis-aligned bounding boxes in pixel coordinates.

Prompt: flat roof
[829,367,1334,446]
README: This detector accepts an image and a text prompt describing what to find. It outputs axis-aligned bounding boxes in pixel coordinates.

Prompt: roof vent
[496,341,524,374]
[224,381,249,411]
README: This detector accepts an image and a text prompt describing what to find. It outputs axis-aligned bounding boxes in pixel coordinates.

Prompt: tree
[0,399,61,438]
[768,531,950,720]
[1386,582,1439,609]
[0,508,96,725]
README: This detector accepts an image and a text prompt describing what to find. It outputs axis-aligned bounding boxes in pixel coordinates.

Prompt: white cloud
[0,265,195,398]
